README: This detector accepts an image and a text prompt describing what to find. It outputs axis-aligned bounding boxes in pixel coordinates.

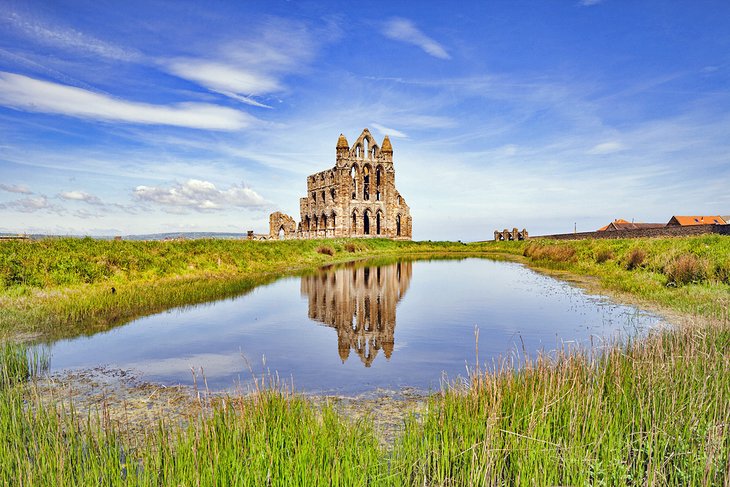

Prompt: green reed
[390,316,730,485]
[495,234,730,321]
[1,235,729,484]
[1,314,728,485]
[0,341,47,387]
[0,358,387,486]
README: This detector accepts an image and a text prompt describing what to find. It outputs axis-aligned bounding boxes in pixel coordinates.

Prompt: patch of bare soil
[30,367,203,441]
[30,368,428,446]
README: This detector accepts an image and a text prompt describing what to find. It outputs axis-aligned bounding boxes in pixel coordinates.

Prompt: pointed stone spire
[336,133,350,162]
[338,343,350,362]
[380,135,393,153]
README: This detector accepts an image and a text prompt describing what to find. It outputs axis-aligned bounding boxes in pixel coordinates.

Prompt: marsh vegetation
[0,235,728,484]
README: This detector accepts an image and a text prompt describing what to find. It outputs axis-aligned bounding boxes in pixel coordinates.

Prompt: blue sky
[1,0,728,240]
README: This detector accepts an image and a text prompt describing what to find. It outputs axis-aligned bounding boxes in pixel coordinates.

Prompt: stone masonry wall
[538,224,730,241]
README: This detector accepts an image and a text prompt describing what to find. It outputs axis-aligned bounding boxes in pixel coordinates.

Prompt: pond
[46,257,661,395]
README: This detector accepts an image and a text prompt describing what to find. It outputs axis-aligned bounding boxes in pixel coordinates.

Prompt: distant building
[493,228,528,241]
[0,234,29,241]
[597,219,664,232]
[666,215,726,226]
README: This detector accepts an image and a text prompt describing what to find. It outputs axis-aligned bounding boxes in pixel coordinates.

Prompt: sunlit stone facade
[269,128,412,239]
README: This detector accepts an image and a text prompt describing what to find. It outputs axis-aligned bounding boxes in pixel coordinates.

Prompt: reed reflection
[300,261,412,367]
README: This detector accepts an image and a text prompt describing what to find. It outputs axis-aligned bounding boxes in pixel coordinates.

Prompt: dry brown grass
[594,248,614,264]
[316,245,334,256]
[624,247,646,270]
[344,242,366,253]
[523,243,576,263]
[664,253,708,285]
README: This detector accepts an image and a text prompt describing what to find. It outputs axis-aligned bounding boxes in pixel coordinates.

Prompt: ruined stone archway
[269,211,297,239]
[269,129,412,241]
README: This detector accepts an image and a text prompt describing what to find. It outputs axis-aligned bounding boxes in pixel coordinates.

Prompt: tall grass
[390,318,730,485]
[0,342,47,387]
[1,234,729,484]
[1,314,728,485]
[0,352,386,486]
[493,235,730,320]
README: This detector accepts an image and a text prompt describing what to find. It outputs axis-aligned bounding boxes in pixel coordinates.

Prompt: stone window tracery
[376,166,383,201]
[363,165,370,201]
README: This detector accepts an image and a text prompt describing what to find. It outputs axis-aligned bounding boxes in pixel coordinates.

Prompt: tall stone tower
[270,128,412,239]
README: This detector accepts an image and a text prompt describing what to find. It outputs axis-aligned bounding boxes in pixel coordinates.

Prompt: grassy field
[493,235,730,320]
[1,235,729,484]
[0,237,477,339]
[3,235,728,339]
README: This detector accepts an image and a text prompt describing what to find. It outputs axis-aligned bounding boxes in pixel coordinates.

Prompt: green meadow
[1,235,728,485]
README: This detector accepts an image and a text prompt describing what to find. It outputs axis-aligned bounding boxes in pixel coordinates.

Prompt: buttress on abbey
[269,128,412,240]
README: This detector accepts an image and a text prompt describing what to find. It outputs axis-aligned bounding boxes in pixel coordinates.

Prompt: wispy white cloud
[370,123,408,138]
[133,179,267,211]
[382,18,450,60]
[3,10,141,62]
[0,195,64,214]
[0,183,32,194]
[587,141,625,154]
[165,60,279,108]
[164,19,321,107]
[0,72,254,130]
[59,190,103,205]
[579,0,605,6]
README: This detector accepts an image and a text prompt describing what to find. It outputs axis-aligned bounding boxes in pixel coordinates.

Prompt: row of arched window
[354,137,378,159]
[300,210,403,237]
[309,170,336,185]
[351,164,383,201]
[302,212,337,233]
[311,187,336,204]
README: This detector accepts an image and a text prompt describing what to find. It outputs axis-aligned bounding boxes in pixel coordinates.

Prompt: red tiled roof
[597,219,663,231]
[667,215,726,226]
[598,219,630,231]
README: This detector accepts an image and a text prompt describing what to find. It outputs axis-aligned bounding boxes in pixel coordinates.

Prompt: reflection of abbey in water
[301,262,412,367]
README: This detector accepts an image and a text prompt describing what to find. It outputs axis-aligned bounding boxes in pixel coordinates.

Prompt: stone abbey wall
[540,224,730,240]
[269,128,412,240]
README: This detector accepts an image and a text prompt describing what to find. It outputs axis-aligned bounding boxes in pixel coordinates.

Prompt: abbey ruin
[270,128,412,239]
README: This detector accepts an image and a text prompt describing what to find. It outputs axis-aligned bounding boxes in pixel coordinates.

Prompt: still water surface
[48,258,661,394]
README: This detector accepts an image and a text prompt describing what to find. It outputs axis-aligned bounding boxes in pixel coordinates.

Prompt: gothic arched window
[363,165,370,200]
[351,165,358,200]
